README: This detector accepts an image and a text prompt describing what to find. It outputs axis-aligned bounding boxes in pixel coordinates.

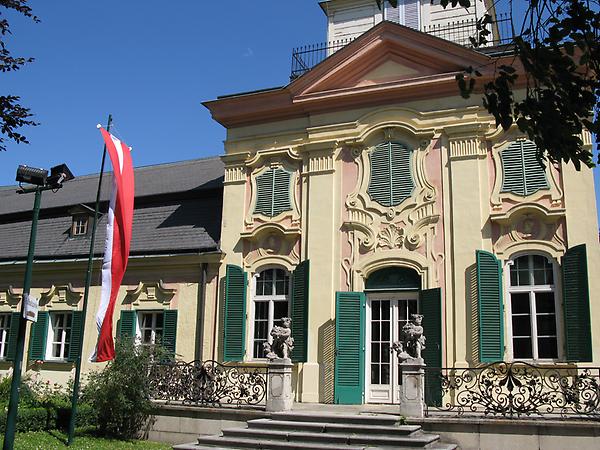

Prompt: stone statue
[263,317,294,361]
[392,314,426,362]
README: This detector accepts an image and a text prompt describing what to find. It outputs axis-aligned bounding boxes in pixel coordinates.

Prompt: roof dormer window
[71,215,89,237]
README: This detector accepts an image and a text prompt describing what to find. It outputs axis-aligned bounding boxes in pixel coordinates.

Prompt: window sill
[33,359,74,369]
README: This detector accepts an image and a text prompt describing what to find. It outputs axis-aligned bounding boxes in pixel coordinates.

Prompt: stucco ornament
[392,314,426,363]
[377,223,405,249]
[263,317,295,361]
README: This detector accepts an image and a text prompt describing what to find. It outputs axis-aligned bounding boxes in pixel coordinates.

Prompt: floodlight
[15,165,48,186]
[48,163,75,187]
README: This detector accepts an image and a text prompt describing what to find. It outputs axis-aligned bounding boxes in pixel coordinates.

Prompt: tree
[376,0,599,170]
[1,0,39,152]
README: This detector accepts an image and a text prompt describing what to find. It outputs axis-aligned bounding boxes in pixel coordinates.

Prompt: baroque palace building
[0,0,598,409]
[204,0,599,405]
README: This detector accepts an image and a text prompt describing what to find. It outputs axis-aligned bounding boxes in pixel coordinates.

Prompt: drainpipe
[195,262,207,361]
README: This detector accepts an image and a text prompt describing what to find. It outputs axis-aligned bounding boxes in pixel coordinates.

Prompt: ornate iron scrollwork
[148,360,267,407]
[425,361,600,419]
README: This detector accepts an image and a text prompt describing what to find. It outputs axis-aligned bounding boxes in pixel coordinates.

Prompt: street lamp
[3,163,74,450]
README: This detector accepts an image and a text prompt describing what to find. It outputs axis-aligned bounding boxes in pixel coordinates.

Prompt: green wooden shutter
[291,260,309,362]
[420,288,442,407]
[476,250,504,362]
[67,311,84,362]
[562,244,592,362]
[254,169,274,217]
[162,310,178,356]
[500,141,526,195]
[522,141,549,195]
[501,140,549,196]
[224,264,247,362]
[334,291,365,404]
[118,310,136,338]
[368,142,414,207]
[254,168,293,218]
[390,143,414,206]
[6,312,21,361]
[28,311,49,361]
[272,168,292,216]
[368,144,392,206]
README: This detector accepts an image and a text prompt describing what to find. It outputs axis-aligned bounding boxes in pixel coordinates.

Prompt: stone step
[191,435,368,449]
[175,440,458,450]
[270,411,403,427]
[248,417,422,435]
[221,426,441,447]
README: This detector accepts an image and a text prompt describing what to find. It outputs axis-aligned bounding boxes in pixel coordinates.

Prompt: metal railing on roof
[290,13,514,80]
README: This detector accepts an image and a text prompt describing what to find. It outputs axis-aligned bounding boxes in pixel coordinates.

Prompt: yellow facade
[208,22,599,404]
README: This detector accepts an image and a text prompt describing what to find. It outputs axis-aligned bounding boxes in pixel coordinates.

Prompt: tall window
[0,314,11,359]
[368,142,414,207]
[508,254,559,360]
[252,268,290,358]
[46,312,72,360]
[137,311,164,345]
[500,140,549,196]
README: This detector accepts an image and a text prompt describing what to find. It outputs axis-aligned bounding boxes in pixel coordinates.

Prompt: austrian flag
[92,128,135,362]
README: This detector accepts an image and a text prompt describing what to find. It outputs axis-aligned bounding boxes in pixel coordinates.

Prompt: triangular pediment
[290,21,490,97]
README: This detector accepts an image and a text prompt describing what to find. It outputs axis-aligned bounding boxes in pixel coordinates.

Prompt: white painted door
[365,293,418,404]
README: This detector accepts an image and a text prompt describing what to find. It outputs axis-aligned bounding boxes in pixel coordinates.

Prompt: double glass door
[366,293,418,403]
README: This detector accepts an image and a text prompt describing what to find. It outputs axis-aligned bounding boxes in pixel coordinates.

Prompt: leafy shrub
[0,407,48,433]
[0,375,38,407]
[82,337,167,439]
[53,402,97,430]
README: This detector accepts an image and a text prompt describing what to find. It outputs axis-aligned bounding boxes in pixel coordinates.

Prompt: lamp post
[3,164,74,450]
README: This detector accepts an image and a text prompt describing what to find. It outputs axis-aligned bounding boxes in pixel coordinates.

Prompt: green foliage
[0,375,97,431]
[83,337,168,439]
[0,0,39,151]
[0,375,40,407]
[457,0,599,169]
[0,430,171,450]
[0,407,48,433]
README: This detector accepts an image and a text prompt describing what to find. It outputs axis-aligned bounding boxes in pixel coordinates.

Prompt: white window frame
[71,215,89,237]
[248,267,291,360]
[504,253,564,362]
[45,312,72,361]
[0,313,11,360]
[136,311,164,346]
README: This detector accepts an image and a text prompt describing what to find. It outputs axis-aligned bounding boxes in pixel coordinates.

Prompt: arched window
[251,268,290,358]
[367,142,414,207]
[507,254,559,360]
[500,140,549,196]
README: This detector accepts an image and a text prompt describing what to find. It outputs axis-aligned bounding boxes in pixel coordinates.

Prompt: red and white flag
[91,128,135,362]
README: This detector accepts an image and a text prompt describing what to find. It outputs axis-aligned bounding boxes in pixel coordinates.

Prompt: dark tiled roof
[0,156,225,215]
[0,157,224,261]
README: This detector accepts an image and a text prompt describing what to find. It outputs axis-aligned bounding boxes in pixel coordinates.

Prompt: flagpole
[67,114,112,446]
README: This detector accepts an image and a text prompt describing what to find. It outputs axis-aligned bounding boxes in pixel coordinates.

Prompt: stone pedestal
[399,359,425,418]
[266,358,293,412]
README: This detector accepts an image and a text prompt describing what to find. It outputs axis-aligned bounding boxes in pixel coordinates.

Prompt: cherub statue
[392,314,426,362]
[263,317,295,361]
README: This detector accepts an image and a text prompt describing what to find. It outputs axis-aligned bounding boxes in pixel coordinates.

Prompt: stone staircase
[173,411,458,450]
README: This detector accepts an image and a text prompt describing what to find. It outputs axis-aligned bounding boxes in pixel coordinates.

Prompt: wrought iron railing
[148,360,267,407]
[423,13,513,48]
[291,38,355,79]
[425,362,600,419]
[290,14,514,79]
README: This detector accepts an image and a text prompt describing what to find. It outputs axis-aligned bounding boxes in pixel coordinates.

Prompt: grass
[1,429,171,450]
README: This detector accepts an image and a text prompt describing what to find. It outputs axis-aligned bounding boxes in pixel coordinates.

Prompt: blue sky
[1,1,324,183]
[1,0,599,223]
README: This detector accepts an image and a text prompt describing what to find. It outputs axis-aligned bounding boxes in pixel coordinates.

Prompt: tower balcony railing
[290,13,514,79]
